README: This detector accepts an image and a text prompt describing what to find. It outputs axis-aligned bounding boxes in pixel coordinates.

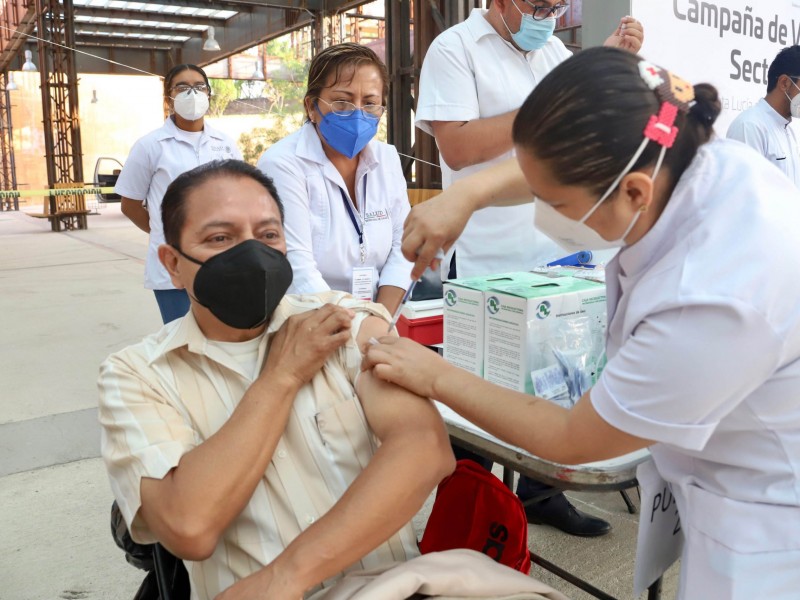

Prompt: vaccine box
[395,299,443,346]
[442,273,525,376]
[484,273,607,401]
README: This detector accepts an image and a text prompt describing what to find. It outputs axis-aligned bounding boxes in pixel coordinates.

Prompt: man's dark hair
[767,46,800,92]
[162,159,284,247]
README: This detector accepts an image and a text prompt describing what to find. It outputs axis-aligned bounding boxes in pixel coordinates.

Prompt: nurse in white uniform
[364,48,800,599]
[258,43,412,314]
[116,64,241,324]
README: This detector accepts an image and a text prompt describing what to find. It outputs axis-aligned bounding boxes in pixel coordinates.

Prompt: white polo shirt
[257,122,413,298]
[115,118,241,290]
[415,9,572,277]
[591,139,800,596]
[727,98,800,188]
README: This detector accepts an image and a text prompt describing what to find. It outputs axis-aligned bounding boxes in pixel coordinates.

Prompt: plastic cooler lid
[400,298,443,319]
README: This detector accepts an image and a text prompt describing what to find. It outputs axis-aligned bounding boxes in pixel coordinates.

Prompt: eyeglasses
[317,98,386,119]
[518,1,569,21]
[170,83,210,95]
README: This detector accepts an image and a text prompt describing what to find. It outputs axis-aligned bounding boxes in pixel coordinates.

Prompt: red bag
[419,459,532,574]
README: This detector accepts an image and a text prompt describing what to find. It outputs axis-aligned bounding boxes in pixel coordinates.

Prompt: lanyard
[339,175,368,264]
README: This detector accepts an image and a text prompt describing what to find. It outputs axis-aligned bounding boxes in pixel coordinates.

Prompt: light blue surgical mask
[314,102,378,159]
[501,0,556,52]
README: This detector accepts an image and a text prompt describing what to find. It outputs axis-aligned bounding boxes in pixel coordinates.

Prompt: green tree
[208,79,238,117]
[238,38,310,165]
[238,114,304,165]
[262,39,309,116]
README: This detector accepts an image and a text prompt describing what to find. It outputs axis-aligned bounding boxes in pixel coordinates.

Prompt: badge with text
[633,460,684,597]
[351,267,375,301]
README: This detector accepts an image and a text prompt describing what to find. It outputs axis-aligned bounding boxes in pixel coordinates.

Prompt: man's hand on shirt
[603,17,644,54]
[215,560,303,600]
[262,304,355,389]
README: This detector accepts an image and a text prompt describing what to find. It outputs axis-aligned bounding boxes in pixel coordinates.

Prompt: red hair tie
[644,102,680,148]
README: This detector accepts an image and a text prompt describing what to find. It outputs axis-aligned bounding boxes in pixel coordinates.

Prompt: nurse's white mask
[784,78,800,119]
[535,68,692,255]
[534,137,663,254]
[173,89,209,121]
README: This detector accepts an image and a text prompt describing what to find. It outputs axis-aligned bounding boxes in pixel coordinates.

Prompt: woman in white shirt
[365,47,800,598]
[116,64,241,323]
[258,43,412,314]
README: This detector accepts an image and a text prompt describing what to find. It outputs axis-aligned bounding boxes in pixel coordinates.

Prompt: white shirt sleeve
[114,138,153,201]
[591,301,782,451]
[415,35,481,136]
[376,150,414,291]
[258,153,331,295]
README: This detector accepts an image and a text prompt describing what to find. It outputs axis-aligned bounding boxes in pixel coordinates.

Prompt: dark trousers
[154,288,190,324]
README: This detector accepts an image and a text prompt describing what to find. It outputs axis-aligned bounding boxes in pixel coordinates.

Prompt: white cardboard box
[484,273,607,403]
[442,273,520,376]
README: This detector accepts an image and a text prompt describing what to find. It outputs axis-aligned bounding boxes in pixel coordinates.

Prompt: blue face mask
[501,0,556,52]
[315,103,379,159]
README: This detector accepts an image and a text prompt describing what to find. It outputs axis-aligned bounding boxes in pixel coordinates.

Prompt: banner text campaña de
[673,0,800,84]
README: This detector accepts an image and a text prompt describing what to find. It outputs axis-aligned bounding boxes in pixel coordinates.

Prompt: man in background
[728,45,800,188]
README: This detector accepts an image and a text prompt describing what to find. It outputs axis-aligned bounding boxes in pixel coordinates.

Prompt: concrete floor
[0,204,679,599]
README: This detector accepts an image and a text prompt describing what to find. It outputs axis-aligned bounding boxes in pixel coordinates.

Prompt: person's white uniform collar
[615,154,704,280]
[756,97,792,129]
[464,8,503,42]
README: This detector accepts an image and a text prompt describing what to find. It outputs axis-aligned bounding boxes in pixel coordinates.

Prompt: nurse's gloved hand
[362,336,450,400]
[603,16,644,54]
[402,192,473,281]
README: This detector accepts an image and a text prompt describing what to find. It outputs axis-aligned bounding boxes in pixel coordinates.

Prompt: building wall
[7,72,163,205]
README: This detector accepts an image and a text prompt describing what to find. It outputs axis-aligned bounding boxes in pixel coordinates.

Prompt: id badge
[351,267,375,301]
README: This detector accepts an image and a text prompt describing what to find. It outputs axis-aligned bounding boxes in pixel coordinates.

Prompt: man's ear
[158,244,185,290]
[619,172,654,213]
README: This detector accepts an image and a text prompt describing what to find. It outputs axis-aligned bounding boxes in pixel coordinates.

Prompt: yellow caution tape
[0,186,116,199]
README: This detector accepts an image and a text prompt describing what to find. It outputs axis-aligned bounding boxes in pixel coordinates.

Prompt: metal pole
[5,88,19,210]
[1,76,20,211]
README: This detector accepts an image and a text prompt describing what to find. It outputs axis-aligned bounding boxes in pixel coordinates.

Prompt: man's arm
[361,335,650,466]
[217,316,455,600]
[137,305,355,560]
[431,111,518,172]
[121,197,151,233]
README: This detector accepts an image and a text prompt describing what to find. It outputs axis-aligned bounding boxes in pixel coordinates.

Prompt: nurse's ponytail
[664,83,721,182]
[512,47,719,196]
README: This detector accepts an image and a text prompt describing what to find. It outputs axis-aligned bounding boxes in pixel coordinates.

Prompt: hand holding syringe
[373,249,445,342]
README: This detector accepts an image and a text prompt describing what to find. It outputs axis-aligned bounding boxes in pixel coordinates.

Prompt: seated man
[98,159,455,600]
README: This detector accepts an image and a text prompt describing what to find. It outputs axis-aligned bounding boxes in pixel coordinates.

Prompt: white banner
[631,0,800,134]
[633,460,684,597]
